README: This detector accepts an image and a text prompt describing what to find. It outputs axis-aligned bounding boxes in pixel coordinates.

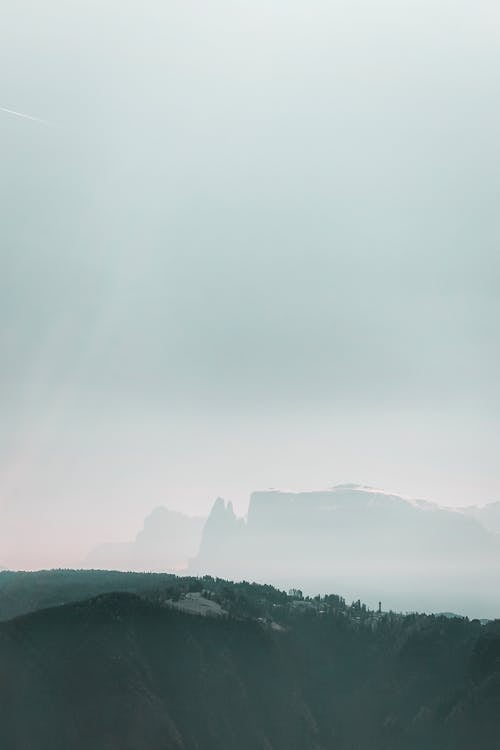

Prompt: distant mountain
[85,507,205,572]
[462,501,500,534]
[191,485,500,617]
[0,576,499,749]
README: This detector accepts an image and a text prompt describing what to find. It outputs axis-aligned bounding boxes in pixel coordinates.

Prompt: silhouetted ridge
[85,507,205,572]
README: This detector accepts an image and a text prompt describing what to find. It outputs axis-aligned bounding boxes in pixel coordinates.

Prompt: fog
[1,1,499,575]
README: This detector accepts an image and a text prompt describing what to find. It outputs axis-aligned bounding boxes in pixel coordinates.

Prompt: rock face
[462,501,500,534]
[191,486,500,616]
[195,497,245,570]
[86,507,206,572]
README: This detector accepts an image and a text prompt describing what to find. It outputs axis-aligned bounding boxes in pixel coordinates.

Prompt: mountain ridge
[191,485,500,617]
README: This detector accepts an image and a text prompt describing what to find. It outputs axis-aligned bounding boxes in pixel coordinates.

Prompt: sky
[1,0,500,568]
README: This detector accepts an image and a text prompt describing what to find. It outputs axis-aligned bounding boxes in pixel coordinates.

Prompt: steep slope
[462,501,500,534]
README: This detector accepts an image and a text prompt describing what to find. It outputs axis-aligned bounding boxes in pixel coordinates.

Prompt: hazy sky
[1,1,500,567]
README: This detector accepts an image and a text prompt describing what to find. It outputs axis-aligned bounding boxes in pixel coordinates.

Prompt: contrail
[0,106,50,125]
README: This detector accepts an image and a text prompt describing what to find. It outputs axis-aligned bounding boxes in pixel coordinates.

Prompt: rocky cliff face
[462,501,500,534]
[191,486,500,616]
[194,497,245,571]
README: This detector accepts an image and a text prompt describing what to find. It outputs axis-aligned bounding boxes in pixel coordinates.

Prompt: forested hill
[0,571,499,749]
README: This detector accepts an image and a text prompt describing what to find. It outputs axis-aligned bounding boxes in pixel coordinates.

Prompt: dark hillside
[0,581,499,749]
[0,593,316,750]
